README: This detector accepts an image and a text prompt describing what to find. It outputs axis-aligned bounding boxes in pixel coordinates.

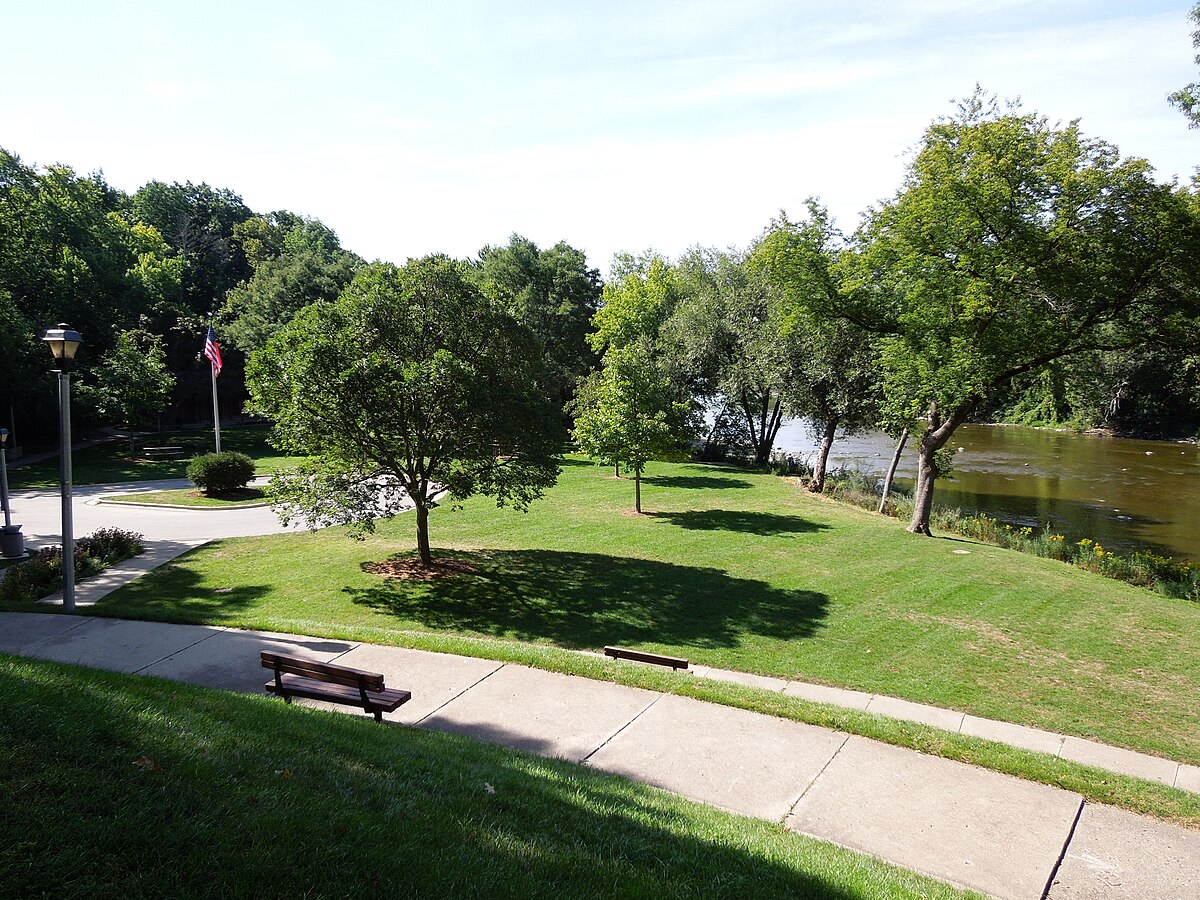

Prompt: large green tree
[753,204,880,491]
[246,255,563,566]
[830,94,1197,534]
[666,247,787,466]
[220,215,362,353]
[474,235,602,407]
[77,329,176,449]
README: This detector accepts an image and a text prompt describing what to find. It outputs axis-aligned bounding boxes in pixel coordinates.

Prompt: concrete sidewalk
[2,611,1196,900]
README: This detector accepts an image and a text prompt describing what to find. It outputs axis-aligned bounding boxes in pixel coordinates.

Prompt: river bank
[771,420,1200,562]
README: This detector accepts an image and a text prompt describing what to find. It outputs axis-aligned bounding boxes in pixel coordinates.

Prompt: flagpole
[211,360,221,453]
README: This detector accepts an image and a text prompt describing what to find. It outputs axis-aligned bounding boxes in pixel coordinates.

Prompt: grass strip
[105,487,267,507]
[0,654,977,900]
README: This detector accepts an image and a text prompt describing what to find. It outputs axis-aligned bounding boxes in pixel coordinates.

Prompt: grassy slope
[0,655,974,900]
[66,458,1200,765]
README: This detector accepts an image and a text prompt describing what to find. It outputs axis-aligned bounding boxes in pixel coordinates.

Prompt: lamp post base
[1,524,25,559]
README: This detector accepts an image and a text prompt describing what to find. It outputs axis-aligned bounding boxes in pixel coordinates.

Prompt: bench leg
[373,709,383,723]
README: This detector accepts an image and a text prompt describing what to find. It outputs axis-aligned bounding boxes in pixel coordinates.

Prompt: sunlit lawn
[0,655,974,899]
[76,456,1200,772]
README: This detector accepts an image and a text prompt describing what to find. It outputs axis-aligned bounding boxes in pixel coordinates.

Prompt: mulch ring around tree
[362,556,479,581]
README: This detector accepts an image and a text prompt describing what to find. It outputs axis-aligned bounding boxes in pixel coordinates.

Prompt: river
[772,420,1200,562]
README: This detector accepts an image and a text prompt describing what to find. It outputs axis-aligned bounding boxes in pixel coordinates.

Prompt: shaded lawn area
[0,655,974,900]
[7,425,298,487]
[70,458,1200,766]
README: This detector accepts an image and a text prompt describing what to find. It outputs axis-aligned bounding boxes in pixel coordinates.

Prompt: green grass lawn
[0,655,974,900]
[8,425,298,487]
[106,487,268,507]
[78,458,1200,771]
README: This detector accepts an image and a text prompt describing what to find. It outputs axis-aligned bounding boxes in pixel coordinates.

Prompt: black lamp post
[0,427,22,559]
[42,324,83,612]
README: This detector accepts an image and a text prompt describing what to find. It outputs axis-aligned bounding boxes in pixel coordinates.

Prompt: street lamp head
[42,324,83,371]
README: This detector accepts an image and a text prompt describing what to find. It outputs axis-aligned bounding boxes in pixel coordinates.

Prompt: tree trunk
[634,466,642,513]
[908,440,937,535]
[415,504,432,565]
[740,392,785,467]
[614,461,620,478]
[907,401,973,535]
[809,417,839,493]
[878,428,909,514]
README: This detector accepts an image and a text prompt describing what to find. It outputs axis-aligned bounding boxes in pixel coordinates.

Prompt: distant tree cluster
[6,42,1200,556]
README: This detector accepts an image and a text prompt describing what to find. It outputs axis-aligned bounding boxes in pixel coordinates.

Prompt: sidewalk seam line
[132,627,228,675]
[413,661,508,726]
[1040,797,1086,900]
[784,732,851,822]
[580,692,665,764]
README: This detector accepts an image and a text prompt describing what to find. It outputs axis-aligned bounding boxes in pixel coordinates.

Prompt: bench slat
[603,645,689,670]
[261,651,385,691]
[265,674,411,713]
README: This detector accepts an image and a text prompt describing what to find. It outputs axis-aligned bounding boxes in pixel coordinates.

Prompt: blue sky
[5,1,1197,274]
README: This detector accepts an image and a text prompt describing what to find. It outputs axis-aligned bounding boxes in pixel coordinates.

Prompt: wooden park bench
[261,651,411,723]
[603,645,690,671]
[142,445,186,460]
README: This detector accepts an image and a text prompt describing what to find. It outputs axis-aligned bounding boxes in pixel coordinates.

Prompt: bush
[0,528,145,603]
[187,452,256,495]
[0,546,100,603]
[76,527,144,564]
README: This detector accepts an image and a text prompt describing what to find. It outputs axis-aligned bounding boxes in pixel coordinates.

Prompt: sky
[4,1,1198,276]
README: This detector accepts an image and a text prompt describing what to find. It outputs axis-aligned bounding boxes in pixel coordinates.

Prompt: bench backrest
[260,651,386,692]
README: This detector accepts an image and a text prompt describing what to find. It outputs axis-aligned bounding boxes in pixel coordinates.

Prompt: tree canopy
[246,255,563,565]
[833,92,1199,533]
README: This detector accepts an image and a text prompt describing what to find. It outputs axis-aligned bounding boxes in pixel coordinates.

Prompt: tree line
[3,88,1200,544]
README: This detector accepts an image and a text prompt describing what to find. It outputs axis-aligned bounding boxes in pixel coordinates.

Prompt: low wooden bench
[603,645,689,671]
[143,445,186,460]
[261,651,411,722]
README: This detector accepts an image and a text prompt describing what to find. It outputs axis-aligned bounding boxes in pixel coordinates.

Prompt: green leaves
[246,255,563,560]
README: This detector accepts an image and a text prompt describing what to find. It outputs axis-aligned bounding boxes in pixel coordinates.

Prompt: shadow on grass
[643,475,753,490]
[345,548,828,649]
[89,543,271,623]
[0,656,892,899]
[649,510,830,536]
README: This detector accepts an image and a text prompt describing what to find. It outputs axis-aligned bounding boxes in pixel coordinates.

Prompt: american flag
[203,326,223,377]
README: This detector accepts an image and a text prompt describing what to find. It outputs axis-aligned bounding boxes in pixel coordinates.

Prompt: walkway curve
[1,611,1196,900]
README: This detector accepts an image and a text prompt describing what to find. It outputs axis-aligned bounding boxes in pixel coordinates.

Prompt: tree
[666,247,788,466]
[571,343,692,513]
[474,235,602,406]
[835,92,1198,534]
[77,330,176,449]
[753,204,880,491]
[1170,4,1200,127]
[220,216,362,353]
[245,255,563,566]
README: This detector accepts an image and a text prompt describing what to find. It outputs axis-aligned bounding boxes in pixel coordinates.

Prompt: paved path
[2,611,1196,899]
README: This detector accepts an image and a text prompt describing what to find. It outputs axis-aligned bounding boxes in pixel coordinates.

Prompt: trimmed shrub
[187,452,256,495]
[76,527,144,564]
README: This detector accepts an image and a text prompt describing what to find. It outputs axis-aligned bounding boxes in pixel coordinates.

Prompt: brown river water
[773,421,1200,562]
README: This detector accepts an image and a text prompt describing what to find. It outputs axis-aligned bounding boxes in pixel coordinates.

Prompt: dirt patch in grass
[363,556,479,580]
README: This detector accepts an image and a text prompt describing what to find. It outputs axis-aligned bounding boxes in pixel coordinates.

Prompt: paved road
[8,477,299,547]
[2,611,1197,900]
